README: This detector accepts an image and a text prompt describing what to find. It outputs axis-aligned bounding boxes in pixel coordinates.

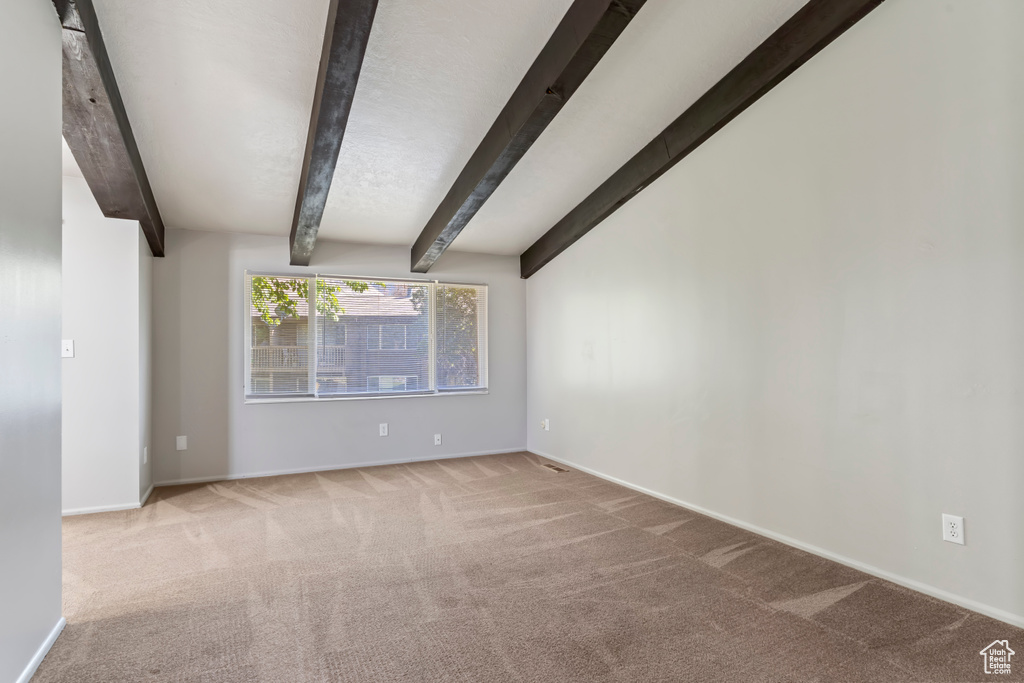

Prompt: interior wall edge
[12,617,65,683]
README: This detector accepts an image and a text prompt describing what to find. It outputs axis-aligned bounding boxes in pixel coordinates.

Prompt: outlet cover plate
[379,423,388,437]
[434,433,442,446]
[176,436,187,451]
[942,514,964,545]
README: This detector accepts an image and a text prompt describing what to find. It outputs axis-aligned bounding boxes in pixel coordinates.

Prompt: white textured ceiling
[91,0,808,254]
[92,0,339,236]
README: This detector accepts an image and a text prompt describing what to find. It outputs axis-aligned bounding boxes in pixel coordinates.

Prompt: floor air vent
[542,463,569,473]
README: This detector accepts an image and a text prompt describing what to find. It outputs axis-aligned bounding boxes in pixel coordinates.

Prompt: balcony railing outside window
[251,345,346,371]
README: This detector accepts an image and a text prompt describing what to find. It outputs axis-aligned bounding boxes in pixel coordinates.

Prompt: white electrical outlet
[379,423,388,437]
[61,340,75,358]
[143,446,148,464]
[541,418,550,431]
[176,436,187,451]
[434,433,442,446]
[942,514,964,545]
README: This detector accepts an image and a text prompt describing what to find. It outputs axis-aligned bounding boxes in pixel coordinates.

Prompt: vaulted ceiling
[84,0,811,258]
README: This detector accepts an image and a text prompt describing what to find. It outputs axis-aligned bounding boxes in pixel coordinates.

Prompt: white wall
[61,175,152,514]
[0,1,64,680]
[527,0,1024,625]
[140,230,153,499]
[152,229,526,485]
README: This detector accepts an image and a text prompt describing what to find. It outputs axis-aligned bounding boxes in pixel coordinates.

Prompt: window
[245,273,487,400]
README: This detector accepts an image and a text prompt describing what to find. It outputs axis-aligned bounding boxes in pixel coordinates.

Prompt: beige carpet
[35,452,1021,682]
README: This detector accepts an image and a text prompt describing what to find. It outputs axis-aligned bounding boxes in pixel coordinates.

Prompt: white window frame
[244,271,487,403]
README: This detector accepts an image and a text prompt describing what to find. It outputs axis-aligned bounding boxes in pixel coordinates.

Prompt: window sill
[244,389,489,405]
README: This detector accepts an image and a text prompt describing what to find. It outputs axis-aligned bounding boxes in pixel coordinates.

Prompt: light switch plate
[176,436,187,451]
[61,340,75,358]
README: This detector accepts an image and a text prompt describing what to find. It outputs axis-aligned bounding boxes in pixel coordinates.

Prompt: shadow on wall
[152,229,232,484]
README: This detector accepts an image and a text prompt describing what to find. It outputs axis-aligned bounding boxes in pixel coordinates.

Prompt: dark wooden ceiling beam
[290,0,379,266]
[410,0,648,273]
[520,0,885,278]
[56,0,165,257]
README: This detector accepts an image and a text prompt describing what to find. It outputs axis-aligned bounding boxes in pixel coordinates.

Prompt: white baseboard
[15,616,65,683]
[532,449,1024,630]
[140,483,154,507]
[153,447,528,487]
[63,483,156,517]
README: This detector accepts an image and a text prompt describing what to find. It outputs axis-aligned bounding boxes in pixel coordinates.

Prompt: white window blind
[245,273,486,400]
[435,283,487,390]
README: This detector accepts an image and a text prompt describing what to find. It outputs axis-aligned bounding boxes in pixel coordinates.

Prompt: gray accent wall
[526,0,1024,625]
[0,0,64,679]
[152,230,526,485]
